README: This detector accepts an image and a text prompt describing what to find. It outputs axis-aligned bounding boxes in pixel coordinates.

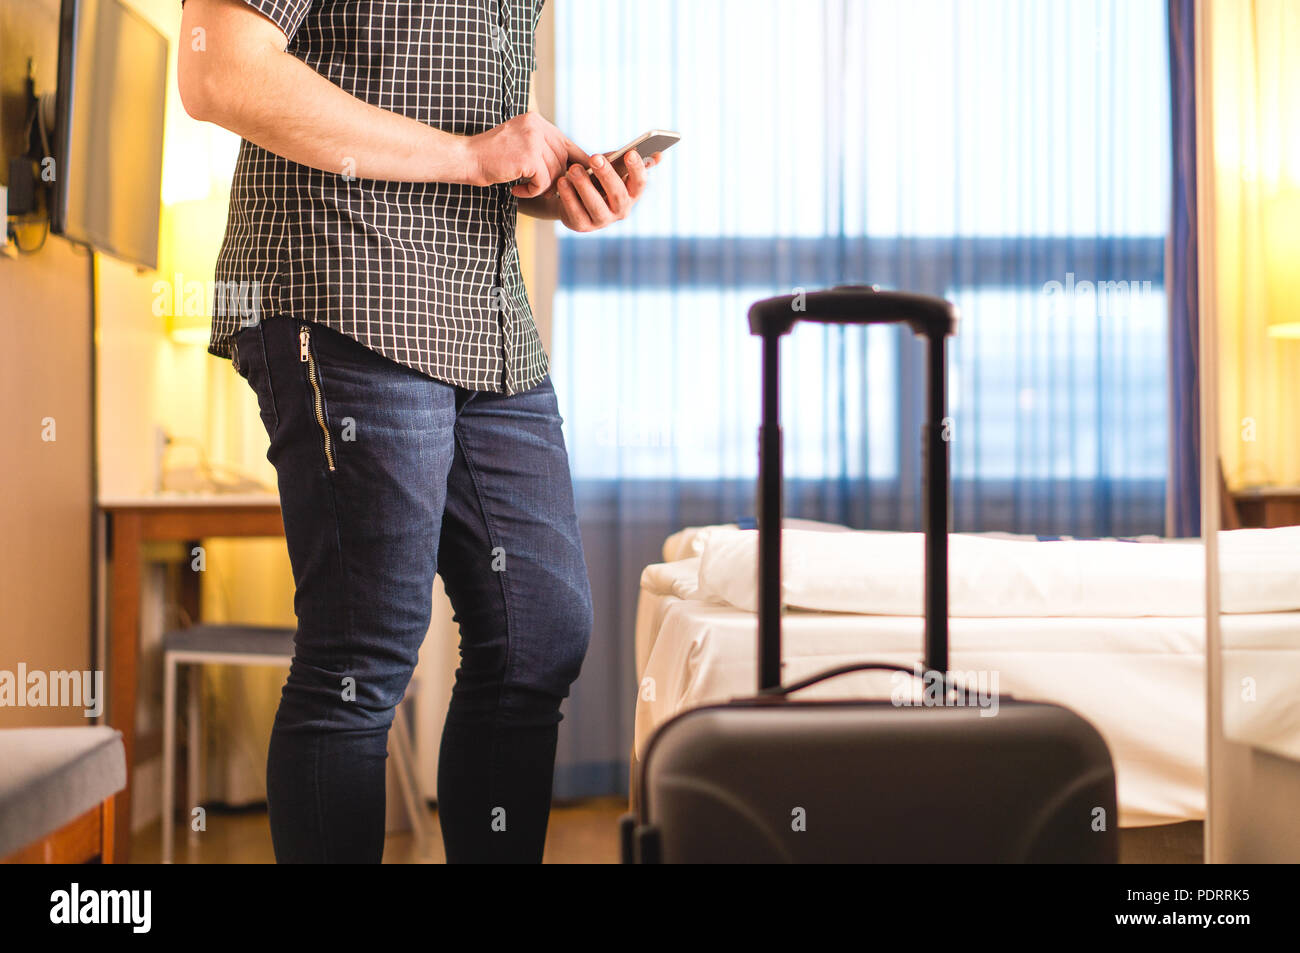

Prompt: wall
[0,0,95,729]
[96,0,239,503]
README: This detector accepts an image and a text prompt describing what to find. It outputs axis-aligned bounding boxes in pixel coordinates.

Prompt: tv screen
[52,0,168,270]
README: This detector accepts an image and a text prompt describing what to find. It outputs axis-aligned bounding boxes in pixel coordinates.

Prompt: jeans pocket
[234,325,280,440]
[230,330,249,380]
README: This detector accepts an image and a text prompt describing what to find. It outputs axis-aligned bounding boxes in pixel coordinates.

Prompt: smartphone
[605,129,681,167]
[571,129,679,198]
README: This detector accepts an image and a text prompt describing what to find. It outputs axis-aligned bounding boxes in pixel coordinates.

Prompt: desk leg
[108,513,142,863]
[179,539,201,626]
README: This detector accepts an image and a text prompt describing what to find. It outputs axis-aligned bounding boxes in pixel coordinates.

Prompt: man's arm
[177,0,587,195]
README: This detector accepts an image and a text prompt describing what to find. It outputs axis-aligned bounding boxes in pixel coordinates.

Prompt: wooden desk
[1232,487,1300,529]
[100,494,283,862]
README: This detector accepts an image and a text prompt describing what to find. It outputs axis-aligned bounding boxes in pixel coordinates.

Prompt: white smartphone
[573,129,679,197]
[605,129,681,167]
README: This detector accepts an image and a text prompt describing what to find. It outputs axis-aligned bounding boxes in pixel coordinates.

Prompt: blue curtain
[548,0,1173,797]
[1166,0,1201,537]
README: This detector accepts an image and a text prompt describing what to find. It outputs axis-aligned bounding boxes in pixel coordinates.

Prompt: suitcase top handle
[748,285,959,340]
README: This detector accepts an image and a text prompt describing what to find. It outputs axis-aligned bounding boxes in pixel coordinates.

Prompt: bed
[633,522,1300,828]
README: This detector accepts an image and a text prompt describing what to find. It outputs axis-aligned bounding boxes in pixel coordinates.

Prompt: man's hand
[469,113,590,197]
[549,148,660,232]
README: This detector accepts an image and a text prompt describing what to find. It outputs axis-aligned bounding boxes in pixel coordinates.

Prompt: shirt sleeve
[180,0,312,41]
[238,1,314,41]
[179,0,313,41]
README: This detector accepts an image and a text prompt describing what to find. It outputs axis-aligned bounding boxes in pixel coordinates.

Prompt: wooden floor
[1117,821,1204,864]
[133,797,628,864]
[134,802,1202,864]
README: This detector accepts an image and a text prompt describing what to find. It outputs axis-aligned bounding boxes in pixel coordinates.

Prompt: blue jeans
[230,316,592,863]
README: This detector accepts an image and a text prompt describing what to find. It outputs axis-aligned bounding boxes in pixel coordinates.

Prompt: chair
[0,727,125,863]
[161,624,431,863]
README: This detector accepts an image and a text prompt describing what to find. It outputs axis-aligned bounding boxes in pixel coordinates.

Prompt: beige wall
[0,0,95,728]
[96,0,249,502]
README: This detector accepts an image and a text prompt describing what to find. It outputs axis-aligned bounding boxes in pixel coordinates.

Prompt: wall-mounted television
[51,0,168,270]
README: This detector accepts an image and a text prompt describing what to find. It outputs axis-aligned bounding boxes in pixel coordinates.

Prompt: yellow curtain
[1210,0,1300,488]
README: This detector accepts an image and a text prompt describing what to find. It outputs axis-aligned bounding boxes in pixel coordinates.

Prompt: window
[551,0,1171,532]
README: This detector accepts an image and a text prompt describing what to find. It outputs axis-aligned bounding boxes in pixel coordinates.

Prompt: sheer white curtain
[553,0,1169,500]
[1210,0,1300,489]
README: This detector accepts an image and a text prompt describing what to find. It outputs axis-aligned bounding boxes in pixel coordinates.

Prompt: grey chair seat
[159,621,432,862]
[162,624,296,658]
[0,727,125,857]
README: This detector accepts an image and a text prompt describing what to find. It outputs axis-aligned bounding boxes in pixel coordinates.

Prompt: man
[177,0,659,863]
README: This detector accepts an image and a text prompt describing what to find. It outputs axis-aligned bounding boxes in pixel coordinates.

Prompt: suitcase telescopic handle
[747,284,959,339]
[748,285,957,693]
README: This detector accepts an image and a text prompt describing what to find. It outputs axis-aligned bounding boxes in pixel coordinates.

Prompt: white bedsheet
[633,558,1300,827]
[696,526,1300,617]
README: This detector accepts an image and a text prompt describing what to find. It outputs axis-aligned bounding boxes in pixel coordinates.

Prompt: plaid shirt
[207,0,547,394]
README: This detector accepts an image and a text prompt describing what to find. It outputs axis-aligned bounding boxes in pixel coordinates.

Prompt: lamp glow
[1265,188,1300,341]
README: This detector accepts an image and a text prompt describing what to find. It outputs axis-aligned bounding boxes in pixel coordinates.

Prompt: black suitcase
[623,286,1118,864]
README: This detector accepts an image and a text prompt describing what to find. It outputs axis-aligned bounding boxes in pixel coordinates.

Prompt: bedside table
[1232,487,1300,528]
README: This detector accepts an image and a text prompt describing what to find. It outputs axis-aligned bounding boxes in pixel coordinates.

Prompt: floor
[1117,821,1205,864]
[133,797,628,864]
[133,802,1202,864]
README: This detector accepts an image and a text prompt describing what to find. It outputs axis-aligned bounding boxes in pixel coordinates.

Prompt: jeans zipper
[299,325,336,472]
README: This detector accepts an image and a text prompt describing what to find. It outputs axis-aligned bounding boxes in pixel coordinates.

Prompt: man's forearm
[180,0,478,183]
[207,53,476,182]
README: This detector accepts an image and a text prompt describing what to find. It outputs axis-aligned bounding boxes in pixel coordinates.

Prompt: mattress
[697,524,1300,616]
[633,557,1300,828]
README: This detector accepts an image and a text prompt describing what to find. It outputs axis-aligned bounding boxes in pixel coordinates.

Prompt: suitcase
[623,286,1119,864]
